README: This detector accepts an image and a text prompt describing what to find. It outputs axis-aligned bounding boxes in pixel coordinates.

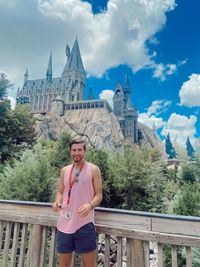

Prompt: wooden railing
[0,200,200,267]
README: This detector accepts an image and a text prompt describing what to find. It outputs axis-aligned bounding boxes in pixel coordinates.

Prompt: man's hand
[77,203,93,218]
[52,201,62,212]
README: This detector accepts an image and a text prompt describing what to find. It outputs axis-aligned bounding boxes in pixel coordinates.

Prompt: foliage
[50,131,72,169]
[165,133,177,159]
[99,146,176,212]
[173,183,200,216]
[0,73,11,99]
[0,143,57,202]
[192,247,200,267]
[0,105,36,163]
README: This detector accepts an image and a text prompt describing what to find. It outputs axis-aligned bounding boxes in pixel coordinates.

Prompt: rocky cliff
[34,108,164,153]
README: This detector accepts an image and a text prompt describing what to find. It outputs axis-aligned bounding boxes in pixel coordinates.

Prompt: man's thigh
[74,222,97,254]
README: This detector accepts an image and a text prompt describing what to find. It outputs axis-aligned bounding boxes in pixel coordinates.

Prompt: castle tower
[62,38,86,102]
[46,52,52,83]
[24,68,28,84]
[123,72,131,105]
[113,83,125,118]
[124,98,138,143]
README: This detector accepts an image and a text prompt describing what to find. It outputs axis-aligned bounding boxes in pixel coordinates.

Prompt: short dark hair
[69,139,86,151]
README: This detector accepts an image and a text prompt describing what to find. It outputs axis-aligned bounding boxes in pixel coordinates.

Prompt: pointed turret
[62,38,86,101]
[65,44,70,61]
[46,51,52,83]
[62,38,85,76]
[24,68,28,84]
[113,82,125,118]
[123,72,131,103]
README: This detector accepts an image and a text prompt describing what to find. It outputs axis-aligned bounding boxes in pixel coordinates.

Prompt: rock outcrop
[33,108,164,153]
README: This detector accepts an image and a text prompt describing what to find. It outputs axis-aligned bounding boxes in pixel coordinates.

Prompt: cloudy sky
[0,0,200,147]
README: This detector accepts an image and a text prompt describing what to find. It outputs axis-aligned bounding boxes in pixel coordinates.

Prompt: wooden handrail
[0,200,200,267]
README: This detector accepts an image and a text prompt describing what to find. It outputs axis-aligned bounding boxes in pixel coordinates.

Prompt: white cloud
[153,59,187,81]
[38,0,176,77]
[7,96,16,110]
[161,113,197,146]
[138,99,170,129]
[179,74,200,107]
[147,99,171,116]
[0,0,178,89]
[139,113,165,129]
[99,89,114,108]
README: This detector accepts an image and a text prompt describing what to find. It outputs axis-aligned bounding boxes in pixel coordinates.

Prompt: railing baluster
[157,243,163,267]
[105,234,110,266]
[186,246,192,267]
[171,245,177,267]
[2,221,12,267]
[0,221,3,254]
[49,227,56,267]
[117,236,122,267]
[10,222,20,267]
[18,223,28,267]
[126,238,132,267]
[39,226,47,267]
[143,241,150,267]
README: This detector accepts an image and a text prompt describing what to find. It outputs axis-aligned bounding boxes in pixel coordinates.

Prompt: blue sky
[0,0,200,147]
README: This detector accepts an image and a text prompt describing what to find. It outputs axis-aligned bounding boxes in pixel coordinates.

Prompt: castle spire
[62,38,85,76]
[123,72,131,102]
[46,51,52,83]
[24,68,28,84]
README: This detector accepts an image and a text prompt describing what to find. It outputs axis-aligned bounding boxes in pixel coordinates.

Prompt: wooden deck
[0,200,200,266]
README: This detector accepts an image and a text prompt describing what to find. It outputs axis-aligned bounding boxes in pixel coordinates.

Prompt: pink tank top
[57,162,95,234]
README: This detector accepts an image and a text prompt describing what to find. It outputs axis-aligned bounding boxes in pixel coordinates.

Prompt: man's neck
[73,160,85,169]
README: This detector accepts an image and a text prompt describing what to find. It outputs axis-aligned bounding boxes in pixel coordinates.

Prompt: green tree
[174,183,200,216]
[0,143,57,201]
[0,105,36,163]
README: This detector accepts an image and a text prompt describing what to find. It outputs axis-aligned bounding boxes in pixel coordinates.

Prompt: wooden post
[29,224,43,267]
[132,240,145,267]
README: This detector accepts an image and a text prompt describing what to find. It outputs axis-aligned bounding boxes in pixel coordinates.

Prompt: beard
[71,155,84,163]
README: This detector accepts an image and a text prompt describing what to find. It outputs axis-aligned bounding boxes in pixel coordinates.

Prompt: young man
[52,139,102,267]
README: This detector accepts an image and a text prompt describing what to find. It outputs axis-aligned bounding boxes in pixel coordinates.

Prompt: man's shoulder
[61,164,72,173]
[86,162,100,172]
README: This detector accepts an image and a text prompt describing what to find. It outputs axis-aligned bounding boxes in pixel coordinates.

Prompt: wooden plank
[0,221,3,254]
[157,243,163,267]
[18,223,28,267]
[132,240,145,267]
[26,225,32,267]
[29,224,43,267]
[171,245,177,267]
[10,222,20,267]
[2,221,12,267]
[95,211,151,231]
[186,246,192,267]
[152,217,200,237]
[96,225,200,247]
[39,226,47,267]
[117,236,123,267]
[143,241,150,267]
[49,227,56,267]
[104,234,110,267]
[126,238,132,267]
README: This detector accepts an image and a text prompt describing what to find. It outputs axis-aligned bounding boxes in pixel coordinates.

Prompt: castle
[17,38,139,144]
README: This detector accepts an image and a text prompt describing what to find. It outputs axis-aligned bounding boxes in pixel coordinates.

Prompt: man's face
[70,143,86,163]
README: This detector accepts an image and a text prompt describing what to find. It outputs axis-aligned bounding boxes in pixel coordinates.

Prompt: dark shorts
[57,222,97,254]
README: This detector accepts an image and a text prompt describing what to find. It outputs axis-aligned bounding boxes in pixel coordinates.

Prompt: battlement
[65,99,113,113]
